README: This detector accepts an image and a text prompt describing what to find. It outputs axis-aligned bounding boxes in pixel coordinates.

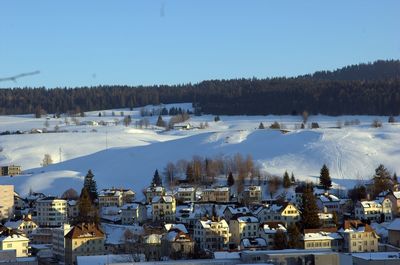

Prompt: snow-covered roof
[0,234,29,242]
[392,191,400,199]
[164,223,188,234]
[4,220,23,229]
[387,218,400,231]
[177,187,195,192]
[319,193,340,203]
[241,237,267,248]
[244,185,261,192]
[360,200,381,208]
[318,213,333,220]
[237,216,259,223]
[260,223,287,234]
[303,231,342,241]
[199,219,228,229]
[152,195,174,204]
[352,252,400,260]
[121,203,140,210]
[225,206,250,215]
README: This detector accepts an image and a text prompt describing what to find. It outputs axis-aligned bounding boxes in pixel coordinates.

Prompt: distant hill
[1,60,400,116]
[301,60,400,81]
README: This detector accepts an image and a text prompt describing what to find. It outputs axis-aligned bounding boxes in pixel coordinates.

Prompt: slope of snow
[1,106,399,198]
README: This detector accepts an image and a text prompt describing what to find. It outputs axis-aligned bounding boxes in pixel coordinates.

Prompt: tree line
[1,60,400,116]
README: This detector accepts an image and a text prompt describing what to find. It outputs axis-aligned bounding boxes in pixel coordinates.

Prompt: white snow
[1,106,400,199]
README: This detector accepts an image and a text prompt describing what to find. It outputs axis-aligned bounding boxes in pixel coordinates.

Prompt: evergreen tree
[273,229,287,250]
[156,115,166,127]
[393,172,398,186]
[77,187,99,224]
[348,185,367,202]
[152,169,162,186]
[283,171,291,188]
[373,164,392,196]
[227,172,235,187]
[287,224,302,249]
[300,183,321,229]
[290,172,295,183]
[186,165,194,183]
[319,164,332,190]
[83,169,98,201]
[258,122,265,129]
[332,211,339,227]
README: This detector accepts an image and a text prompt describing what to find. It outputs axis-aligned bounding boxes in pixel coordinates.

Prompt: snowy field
[0,102,399,198]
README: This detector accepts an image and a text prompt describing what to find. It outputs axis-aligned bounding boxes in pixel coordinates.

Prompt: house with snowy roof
[302,227,343,252]
[318,212,336,228]
[200,186,230,203]
[229,215,259,245]
[121,203,147,225]
[145,186,165,204]
[193,217,230,250]
[355,199,392,223]
[387,218,400,247]
[152,196,176,223]
[316,193,341,213]
[258,222,287,249]
[0,227,30,257]
[239,237,267,250]
[176,186,196,203]
[4,214,38,237]
[98,188,135,208]
[338,220,379,253]
[161,224,194,259]
[239,185,262,205]
[223,206,251,221]
[253,202,300,226]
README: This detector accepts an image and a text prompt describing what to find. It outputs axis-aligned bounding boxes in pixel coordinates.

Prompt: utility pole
[106,128,108,150]
[59,147,62,163]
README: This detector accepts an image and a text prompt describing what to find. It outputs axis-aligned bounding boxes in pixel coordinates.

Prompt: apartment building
[35,197,67,227]
[303,228,342,251]
[229,215,259,245]
[145,186,165,204]
[239,186,262,205]
[1,165,21,176]
[200,187,230,203]
[121,203,147,225]
[176,187,196,203]
[52,223,72,262]
[0,185,14,220]
[152,196,176,222]
[355,199,392,222]
[193,218,230,250]
[316,193,341,213]
[98,188,135,208]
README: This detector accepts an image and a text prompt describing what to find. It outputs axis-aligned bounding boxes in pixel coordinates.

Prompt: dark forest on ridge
[1,60,400,116]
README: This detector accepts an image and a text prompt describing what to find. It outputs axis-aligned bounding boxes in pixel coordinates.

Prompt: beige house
[387,218,400,247]
[193,218,230,250]
[64,223,106,265]
[229,215,259,245]
[0,228,29,257]
[1,165,21,176]
[145,186,165,204]
[4,214,38,237]
[35,196,67,227]
[355,199,392,222]
[338,220,379,253]
[98,188,135,208]
[152,196,176,223]
[254,202,300,226]
[176,187,196,203]
[0,185,14,220]
[200,187,230,203]
[303,228,342,251]
[240,186,262,205]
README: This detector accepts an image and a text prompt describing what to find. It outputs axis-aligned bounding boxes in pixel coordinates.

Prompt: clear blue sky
[1,0,399,88]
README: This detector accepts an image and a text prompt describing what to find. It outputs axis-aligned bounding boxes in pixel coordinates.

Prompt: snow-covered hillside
[0,103,399,198]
